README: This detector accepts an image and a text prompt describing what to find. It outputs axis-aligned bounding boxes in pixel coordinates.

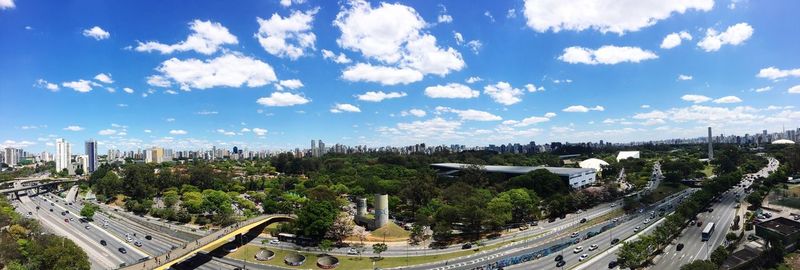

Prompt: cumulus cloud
[34,79,59,91]
[216,129,237,136]
[698,22,753,52]
[436,106,502,121]
[330,103,361,113]
[136,20,237,55]
[512,115,551,127]
[169,129,188,135]
[62,79,98,92]
[424,83,480,99]
[790,85,800,94]
[279,0,305,7]
[525,83,544,92]
[681,94,712,103]
[196,110,218,115]
[278,79,304,90]
[98,129,117,136]
[63,125,84,131]
[660,31,692,49]
[713,96,743,104]
[378,117,462,140]
[356,91,407,102]
[484,82,524,105]
[752,86,771,93]
[465,76,482,84]
[559,46,658,65]
[255,8,318,60]
[401,109,426,117]
[123,87,134,94]
[678,74,693,81]
[563,105,604,112]
[154,53,277,90]
[756,67,800,80]
[94,73,114,84]
[83,26,110,40]
[523,0,713,35]
[0,0,15,9]
[334,1,464,85]
[256,92,310,107]
[321,49,352,64]
[252,128,268,136]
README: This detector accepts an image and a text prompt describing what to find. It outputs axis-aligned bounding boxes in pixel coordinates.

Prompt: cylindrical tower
[374,194,389,228]
[357,197,367,217]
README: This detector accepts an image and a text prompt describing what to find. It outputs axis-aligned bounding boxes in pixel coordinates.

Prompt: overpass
[0,179,80,197]
[121,214,294,270]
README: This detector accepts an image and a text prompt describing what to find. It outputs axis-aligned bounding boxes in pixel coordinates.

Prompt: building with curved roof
[772,139,796,144]
[616,151,640,161]
[579,158,609,172]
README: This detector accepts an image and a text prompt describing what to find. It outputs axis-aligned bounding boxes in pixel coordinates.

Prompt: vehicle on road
[634,226,640,232]
[697,221,703,227]
[49,208,53,212]
[611,238,620,245]
[579,254,589,261]
[571,232,579,238]
[580,218,587,223]
[145,235,152,240]
[643,219,650,224]
[702,222,716,241]
[573,246,583,253]
[555,254,563,261]
[64,218,68,222]
[134,241,142,247]
[118,247,127,254]
[557,260,566,267]
[268,239,279,245]
[84,225,90,230]
[676,243,684,251]
[100,240,107,246]
[609,260,618,268]
[462,243,473,249]
[589,244,598,251]
[347,248,358,255]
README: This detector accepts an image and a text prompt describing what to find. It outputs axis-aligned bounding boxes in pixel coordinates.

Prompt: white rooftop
[616,151,640,161]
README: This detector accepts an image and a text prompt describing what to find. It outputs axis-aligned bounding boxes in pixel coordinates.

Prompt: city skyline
[3,0,800,153]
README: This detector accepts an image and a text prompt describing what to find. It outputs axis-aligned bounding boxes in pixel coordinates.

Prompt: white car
[579,254,589,261]
[644,219,650,224]
[571,232,579,238]
[268,239,280,245]
[347,248,358,255]
[634,226,641,232]
[573,246,583,253]
[589,244,598,251]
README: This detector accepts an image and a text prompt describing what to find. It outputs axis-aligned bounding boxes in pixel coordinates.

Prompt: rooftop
[758,217,800,236]
[430,163,595,176]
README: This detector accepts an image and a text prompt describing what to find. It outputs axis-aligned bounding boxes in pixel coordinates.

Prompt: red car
[64,218,69,223]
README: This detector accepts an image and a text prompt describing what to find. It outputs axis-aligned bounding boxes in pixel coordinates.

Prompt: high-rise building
[232,146,238,154]
[708,127,714,160]
[3,148,18,166]
[311,140,318,157]
[55,138,71,173]
[85,139,98,173]
[145,147,164,163]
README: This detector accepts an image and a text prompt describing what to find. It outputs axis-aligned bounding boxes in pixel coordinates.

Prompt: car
[612,218,619,223]
[690,220,696,225]
[580,218,587,223]
[556,260,566,267]
[676,243,684,251]
[126,237,132,242]
[643,219,650,224]
[697,221,703,227]
[64,218,69,222]
[571,232,579,238]
[49,208,53,212]
[100,240,107,246]
[579,254,589,261]
[35,206,39,210]
[611,203,616,207]
[347,248,358,255]
[50,203,54,206]
[268,239,280,245]
[555,254,563,261]
[634,226,640,232]
[84,225,90,230]
[573,246,583,253]
[707,208,714,213]
[118,248,127,254]
[589,244,598,251]
[27,211,32,215]
[134,241,142,247]
[748,235,759,241]
[611,238,620,245]
[145,235,152,240]
[462,243,473,249]
[61,211,66,216]
[69,217,74,221]
[608,260,619,269]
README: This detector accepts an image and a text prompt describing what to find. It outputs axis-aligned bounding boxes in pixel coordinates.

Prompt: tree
[372,243,388,258]
[710,246,729,266]
[617,237,653,269]
[680,260,717,270]
[80,204,99,220]
[36,235,91,270]
[486,194,513,228]
[325,212,354,242]
[318,239,333,254]
[294,200,337,239]
[162,190,179,208]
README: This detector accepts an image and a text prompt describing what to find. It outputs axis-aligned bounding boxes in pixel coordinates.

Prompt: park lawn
[262,221,288,235]
[702,165,714,177]
[228,231,547,269]
[367,222,410,241]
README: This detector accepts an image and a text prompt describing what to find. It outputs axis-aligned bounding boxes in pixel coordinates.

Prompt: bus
[701,222,715,241]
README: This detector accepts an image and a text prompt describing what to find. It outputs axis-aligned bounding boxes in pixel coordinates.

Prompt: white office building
[55,138,71,173]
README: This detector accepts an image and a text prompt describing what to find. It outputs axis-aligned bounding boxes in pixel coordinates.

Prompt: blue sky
[1,0,800,153]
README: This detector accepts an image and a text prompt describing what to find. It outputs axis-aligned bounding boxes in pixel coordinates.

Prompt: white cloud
[255,9,318,60]
[681,94,712,103]
[698,22,754,52]
[436,106,502,121]
[465,76,482,84]
[453,32,464,44]
[62,79,96,92]
[553,79,572,84]
[155,53,277,90]
[165,118,176,122]
[144,129,152,133]
[256,92,310,107]
[356,91,407,102]
[117,103,128,107]
[438,14,453,24]
[484,11,495,22]
[279,0,305,7]
[660,31,692,49]
[752,86,771,93]
[789,85,800,94]
[106,87,116,93]
[330,103,361,113]
[466,40,483,54]
[278,79,304,89]
[678,74,693,81]
[136,20,237,55]
[98,129,117,136]
[216,129,237,136]
[713,95,743,104]
[321,49,352,64]
[334,1,464,84]
[63,125,84,131]
[196,110,218,115]
[0,0,15,9]
[523,0,713,35]
[641,105,651,109]
[559,46,658,65]
[379,117,462,140]
[341,63,423,85]
[525,83,545,92]
[252,128,268,136]
[169,129,188,135]
[513,115,551,127]
[484,82,524,105]
[34,79,59,91]
[123,87,134,94]
[83,26,110,40]
[424,83,480,99]
[563,105,604,112]
[146,75,172,88]
[401,109,426,117]
[507,9,517,18]
[94,73,113,84]
[756,67,800,80]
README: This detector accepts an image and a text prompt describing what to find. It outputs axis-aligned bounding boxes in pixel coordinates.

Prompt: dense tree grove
[0,197,90,270]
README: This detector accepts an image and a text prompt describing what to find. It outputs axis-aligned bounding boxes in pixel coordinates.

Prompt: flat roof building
[430,163,597,188]
[755,217,800,251]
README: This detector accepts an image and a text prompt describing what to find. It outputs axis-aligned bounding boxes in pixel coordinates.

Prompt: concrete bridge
[0,178,80,198]
[121,214,294,270]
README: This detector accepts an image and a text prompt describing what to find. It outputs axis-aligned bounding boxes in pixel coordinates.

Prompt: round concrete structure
[317,255,340,269]
[374,194,389,228]
[284,253,306,266]
[222,243,238,253]
[357,197,367,217]
[255,249,275,261]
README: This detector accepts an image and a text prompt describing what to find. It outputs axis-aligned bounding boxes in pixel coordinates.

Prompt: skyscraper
[708,127,714,160]
[55,138,71,173]
[3,148,18,166]
[85,139,98,173]
[311,140,317,157]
